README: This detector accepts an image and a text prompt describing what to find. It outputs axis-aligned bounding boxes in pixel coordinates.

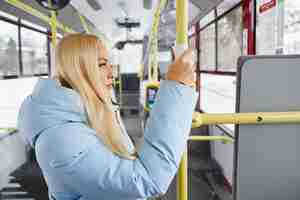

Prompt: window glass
[21,27,48,75]
[200,24,216,71]
[256,0,278,54]
[256,0,300,54]
[284,0,300,54]
[200,73,236,131]
[217,0,241,16]
[199,10,215,28]
[217,6,242,71]
[0,20,19,77]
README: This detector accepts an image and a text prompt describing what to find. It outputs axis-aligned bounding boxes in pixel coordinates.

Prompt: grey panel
[234,55,300,200]
[57,5,85,33]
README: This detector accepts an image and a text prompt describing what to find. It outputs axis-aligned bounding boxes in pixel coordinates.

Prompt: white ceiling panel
[71,0,158,46]
[71,0,225,50]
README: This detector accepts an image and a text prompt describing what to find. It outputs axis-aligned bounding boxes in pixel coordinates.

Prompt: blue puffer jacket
[18,78,198,200]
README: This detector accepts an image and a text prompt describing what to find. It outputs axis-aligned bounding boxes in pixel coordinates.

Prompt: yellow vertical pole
[176,1,189,200]
[147,0,167,82]
[177,150,188,200]
[176,0,189,54]
[50,11,57,47]
[48,0,57,47]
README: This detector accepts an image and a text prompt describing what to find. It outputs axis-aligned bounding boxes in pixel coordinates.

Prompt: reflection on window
[200,24,216,71]
[199,11,215,28]
[0,20,19,77]
[217,0,241,16]
[21,27,48,75]
[217,6,242,71]
[284,0,300,54]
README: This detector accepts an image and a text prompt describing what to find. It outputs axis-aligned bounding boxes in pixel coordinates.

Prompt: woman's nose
[107,64,113,74]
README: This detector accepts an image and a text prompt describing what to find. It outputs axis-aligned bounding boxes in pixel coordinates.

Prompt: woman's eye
[99,63,106,68]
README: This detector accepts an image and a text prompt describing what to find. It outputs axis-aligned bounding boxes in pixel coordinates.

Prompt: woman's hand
[166,48,197,87]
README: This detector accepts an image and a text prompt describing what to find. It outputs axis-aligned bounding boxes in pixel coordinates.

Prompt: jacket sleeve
[61,80,198,199]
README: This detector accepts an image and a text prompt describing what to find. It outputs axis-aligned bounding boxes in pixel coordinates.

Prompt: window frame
[0,12,50,80]
[192,1,243,136]
[197,1,243,76]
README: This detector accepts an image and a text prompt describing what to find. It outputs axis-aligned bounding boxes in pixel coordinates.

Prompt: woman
[18,34,197,200]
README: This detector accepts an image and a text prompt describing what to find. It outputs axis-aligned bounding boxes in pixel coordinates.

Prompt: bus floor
[0,111,232,200]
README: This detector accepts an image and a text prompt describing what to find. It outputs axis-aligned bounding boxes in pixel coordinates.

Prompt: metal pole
[50,11,57,48]
[192,112,300,128]
[78,14,90,34]
[176,1,189,200]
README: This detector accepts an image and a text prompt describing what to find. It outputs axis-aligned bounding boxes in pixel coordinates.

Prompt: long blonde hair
[54,34,136,160]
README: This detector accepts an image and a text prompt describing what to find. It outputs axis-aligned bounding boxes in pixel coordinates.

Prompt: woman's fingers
[166,48,197,87]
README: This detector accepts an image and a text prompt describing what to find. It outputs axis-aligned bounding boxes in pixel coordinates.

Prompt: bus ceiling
[0,0,224,48]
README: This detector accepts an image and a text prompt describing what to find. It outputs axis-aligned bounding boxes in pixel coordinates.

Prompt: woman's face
[97,43,113,90]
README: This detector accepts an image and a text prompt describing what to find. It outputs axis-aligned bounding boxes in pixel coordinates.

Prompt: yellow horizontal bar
[189,135,234,143]
[5,0,75,33]
[56,22,76,33]
[192,112,300,128]
[0,128,17,133]
[5,0,49,22]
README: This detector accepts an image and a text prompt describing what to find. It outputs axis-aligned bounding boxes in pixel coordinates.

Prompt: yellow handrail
[192,111,300,128]
[145,1,190,197]
[78,14,90,34]
[50,10,57,47]
[0,128,17,133]
[189,135,234,143]
[5,0,75,33]
[178,111,300,200]
[147,0,167,82]
[175,0,189,199]
[176,0,188,46]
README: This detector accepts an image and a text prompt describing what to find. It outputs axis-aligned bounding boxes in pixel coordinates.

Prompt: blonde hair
[54,34,136,160]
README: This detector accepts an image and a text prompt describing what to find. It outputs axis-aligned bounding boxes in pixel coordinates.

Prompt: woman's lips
[106,77,113,86]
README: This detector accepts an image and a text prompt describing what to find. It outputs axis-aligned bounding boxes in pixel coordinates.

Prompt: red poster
[259,0,276,13]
